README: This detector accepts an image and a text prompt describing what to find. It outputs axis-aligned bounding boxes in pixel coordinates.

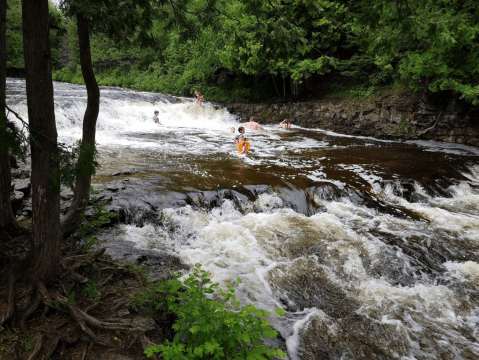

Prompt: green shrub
[145,264,286,360]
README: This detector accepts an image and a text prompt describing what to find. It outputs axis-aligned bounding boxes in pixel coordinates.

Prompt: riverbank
[222,88,479,147]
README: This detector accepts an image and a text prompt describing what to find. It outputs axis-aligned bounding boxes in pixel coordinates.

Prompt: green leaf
[275,308,286,316]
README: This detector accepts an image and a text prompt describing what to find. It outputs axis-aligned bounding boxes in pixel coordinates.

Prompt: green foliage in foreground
[144,264,286,360]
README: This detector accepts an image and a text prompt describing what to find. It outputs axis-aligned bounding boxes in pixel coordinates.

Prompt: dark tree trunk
[0,0,17,234]
[22,0,60,282]
[60,12,100,238]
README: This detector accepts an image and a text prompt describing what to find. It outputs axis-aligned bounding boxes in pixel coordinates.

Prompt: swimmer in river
[234,126,245,145]
[194,91,204,105]
[238,133,250,154]
[279,119,291,129]
[234,126,250,154]
[153,110,161,124]
[244,117,265,130]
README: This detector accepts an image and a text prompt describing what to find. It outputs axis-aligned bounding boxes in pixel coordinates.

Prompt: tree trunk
[22,0,61,282]
[0,0,16,231]
[60,12,100,238]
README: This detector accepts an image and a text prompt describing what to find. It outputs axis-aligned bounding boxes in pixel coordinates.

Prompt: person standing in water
[234,126,245,145]
[194,91,204,105]
[279,119,291,129]
[234,127,250,154]
[153,110,161,124]
[244,117,265,130]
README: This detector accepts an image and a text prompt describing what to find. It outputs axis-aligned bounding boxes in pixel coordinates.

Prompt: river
[6,78,479,360]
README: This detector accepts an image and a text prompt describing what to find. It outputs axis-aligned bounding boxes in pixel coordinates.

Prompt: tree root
[96,258,127,267]
[80,342,89,360]
[99,273,114,288]
[0,271,16,326]
[52,291,155,346]
[139,334,158,359]
[110,297,130,313]
[42,336,60,360]
[27,334,43,360]
[68,271,90,283]
[417,111,442,136]
[61,248,106,278]
[5,340,20,360]
[20,296,42,334]
[1,249,166,359]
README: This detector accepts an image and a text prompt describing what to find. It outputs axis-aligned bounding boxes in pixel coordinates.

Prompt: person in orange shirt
[233,127,250,154]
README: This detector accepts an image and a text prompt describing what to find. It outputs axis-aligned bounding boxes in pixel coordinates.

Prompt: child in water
[194,91,204,105]
[234,127,250,154]
[234,126,245,145]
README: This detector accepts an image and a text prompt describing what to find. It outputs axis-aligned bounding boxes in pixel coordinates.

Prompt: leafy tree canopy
[6,0,479,103]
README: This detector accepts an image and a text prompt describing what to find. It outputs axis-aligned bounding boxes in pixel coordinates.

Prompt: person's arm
[239,143,246,154]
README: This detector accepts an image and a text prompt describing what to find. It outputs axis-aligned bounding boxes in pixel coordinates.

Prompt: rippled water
[7,79,479,359]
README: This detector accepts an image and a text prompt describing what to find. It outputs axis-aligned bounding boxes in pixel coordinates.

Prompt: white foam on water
[407,139,479,156]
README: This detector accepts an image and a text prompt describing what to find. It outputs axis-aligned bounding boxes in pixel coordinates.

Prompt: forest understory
[0,238,174,360]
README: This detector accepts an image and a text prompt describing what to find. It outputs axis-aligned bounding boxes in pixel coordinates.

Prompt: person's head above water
[154,110,159,115]
[231,127,235,133]
[238,126,245,133]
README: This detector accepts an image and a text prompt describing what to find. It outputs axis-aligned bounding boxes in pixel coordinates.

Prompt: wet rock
[10,190,24,213]
[311,184,341,202]
[228,189,251,209]
[21,198,32,216]
[267,258,357,317]
[12,169,30,179]
[60,186,74,200]
[108,168,138,176]
[298,313,400,360]
[60,200,72,214]
[243,184,270,197]
[9,154,19,169]
[12,178,31,197]
[277,186,309,216]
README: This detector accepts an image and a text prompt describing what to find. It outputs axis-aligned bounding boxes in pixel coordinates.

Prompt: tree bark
[0,0,17,232]
[60,12,100,238]
[22,0,61,282]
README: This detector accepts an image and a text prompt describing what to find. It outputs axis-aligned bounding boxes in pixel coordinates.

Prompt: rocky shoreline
[222,91,479,147]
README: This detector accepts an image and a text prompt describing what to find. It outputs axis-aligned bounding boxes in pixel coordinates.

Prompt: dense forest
[6,0,479,103]
[1,1,479,359]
